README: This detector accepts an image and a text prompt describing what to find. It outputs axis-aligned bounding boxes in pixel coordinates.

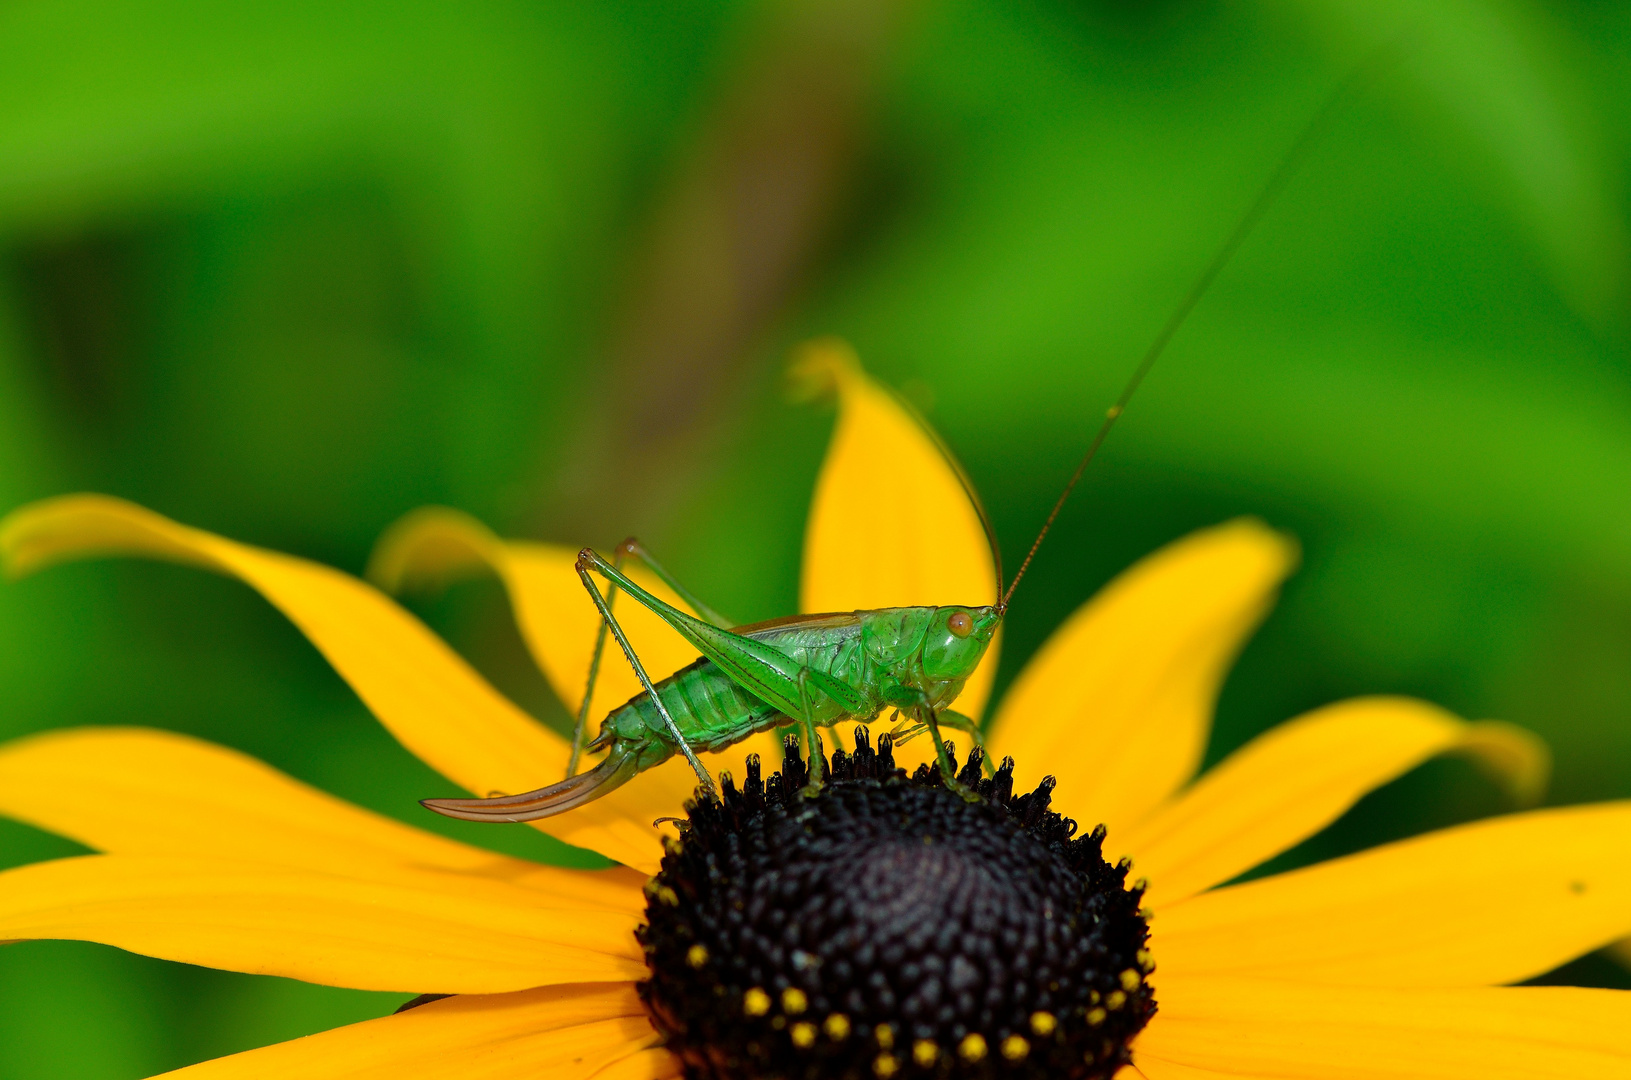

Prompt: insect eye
[947,611,973,638]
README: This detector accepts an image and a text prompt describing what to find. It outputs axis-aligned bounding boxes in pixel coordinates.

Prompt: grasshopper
[422,78,1353,826]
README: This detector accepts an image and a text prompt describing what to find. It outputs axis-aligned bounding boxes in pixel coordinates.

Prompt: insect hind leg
[568,543,628,779]
[615,538,734,629]
[569,538,735,780]
[574,550,718,801]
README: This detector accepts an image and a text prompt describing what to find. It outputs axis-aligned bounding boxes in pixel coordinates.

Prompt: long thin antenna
[889,385,1005,597]
[997,59,1382,612]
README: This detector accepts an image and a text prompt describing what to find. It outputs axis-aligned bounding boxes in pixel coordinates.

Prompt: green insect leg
[885,711,991,776]
[580,549,869,730]
[796,668,826,792]
[574,559,718,801]
[568,538,735,779]
[931,710,996,778]
[918,707,980,800]
[617,538,735,629]
[568,544,626,779]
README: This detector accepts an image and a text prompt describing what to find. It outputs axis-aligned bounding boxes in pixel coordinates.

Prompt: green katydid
[423,524,1009,821]
[422,78,1353,825]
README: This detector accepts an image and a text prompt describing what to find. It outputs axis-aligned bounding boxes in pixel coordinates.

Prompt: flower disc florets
[638,731,1155,1080]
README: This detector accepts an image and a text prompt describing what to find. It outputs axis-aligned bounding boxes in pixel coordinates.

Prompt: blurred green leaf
[1306,0,1628,328]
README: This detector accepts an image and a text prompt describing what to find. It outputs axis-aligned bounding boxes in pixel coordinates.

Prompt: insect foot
[640,729,1155,1080]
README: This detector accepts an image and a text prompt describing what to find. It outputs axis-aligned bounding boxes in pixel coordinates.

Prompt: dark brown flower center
[638,731,1155,1080]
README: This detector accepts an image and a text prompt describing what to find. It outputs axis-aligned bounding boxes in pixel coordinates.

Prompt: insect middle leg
[574,557,719,800]
[569,537,734,778]
[796,668,828,791]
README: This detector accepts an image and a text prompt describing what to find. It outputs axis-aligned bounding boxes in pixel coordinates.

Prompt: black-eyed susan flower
[0,342,1628,1079]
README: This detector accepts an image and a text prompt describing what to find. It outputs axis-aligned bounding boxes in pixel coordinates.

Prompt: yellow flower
[0,341,1627,1079]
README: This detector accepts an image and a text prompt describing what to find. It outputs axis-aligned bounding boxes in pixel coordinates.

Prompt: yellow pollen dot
[958,1034,988,1063]
[743,988,771,1017]
[874,1024,895,1050]
[653,885,679,906]
[1136,949,1154,972]
[1120,968,1142,992]
[825,1014,851,1040]
[913,1040,939,1066]
[1088,990,1101,1005]
[1086,1007,1107,1026]
[782,988,808,1015]
[1029,1011,1057,1036]
[872,1053,899,1078]
[791,1022,817,1048]
[1106,990,1127,1010]
[1001,1035,1030,1061]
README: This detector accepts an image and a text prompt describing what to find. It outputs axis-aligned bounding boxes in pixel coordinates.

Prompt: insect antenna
[887,385,1005,597]
[995,57,1384,614]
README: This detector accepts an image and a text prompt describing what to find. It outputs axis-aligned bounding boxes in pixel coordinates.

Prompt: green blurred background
[2,0,1630,1074]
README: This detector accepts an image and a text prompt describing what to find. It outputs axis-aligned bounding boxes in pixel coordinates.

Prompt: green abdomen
[601,658,788,768]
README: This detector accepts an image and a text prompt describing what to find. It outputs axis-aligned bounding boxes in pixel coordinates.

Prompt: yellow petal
[0,854,644,993]
[1154,801,1631,986]
[0,495,674,871]
[1135,975,1631,1079]
[793,338,1001,718]
[369,508,705,727]
[0,726,647,907]
[0,495,561,800]
[1125,1059,1258,1080]
[590,1048,685,1080]
[1122,698,1548,907]
[988,519,1296,838]
[155,982,664,1080]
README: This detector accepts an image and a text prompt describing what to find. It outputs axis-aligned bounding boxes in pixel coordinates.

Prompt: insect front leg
[919,708,958,785]
[795,668,836,792]
[574,556,718,801]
